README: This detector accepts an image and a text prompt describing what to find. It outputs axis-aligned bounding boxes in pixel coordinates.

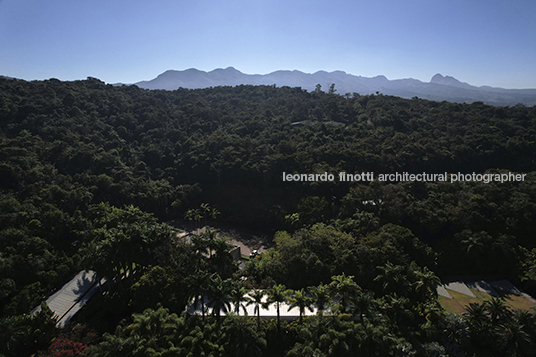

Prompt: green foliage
[85,307,266,357]
[247,289,266,329]
[295,196,330,226]
[84,306,185,356]
[310,283,331,316]
[82,204,176,288]
[265,283,290,330]
[1,77,536,356]
[248,223,437,294]
[329,273,361,314]
[0,302,56,357]
[129,266,185,312]
[287,289,314,323]
[288,315,398,356]
[218,314,266,357]
[439,300,536,356]
[250,225,357,288]
[207,274,233,322]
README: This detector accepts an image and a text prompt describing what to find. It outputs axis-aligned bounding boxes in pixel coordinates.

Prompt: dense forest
[1,76,536,356]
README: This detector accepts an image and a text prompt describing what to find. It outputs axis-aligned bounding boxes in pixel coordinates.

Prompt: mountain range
[128,67,536,106]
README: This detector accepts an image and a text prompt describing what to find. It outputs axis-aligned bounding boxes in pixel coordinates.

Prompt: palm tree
[210,207,220,224]
[128,306,180,341]
[288,289,314,323]
[461,235,485,257]
[230,284,249,316]
[358,320,394,356]
[190,233,210,260]
[209,236,235,278]
[184,209,195,231]
[378,293,411,327]
[247,289,265,330]
[374,262,409,295]
[485,297,511,325]
[186,270,211,321]
[464,302,492,350]
[352,290,375,323]
[193,208,202,230]
[412,265,441,302]
[202,229,219,256]
[200,202,210,227]
[459,233,490,270]
[83,237,114,291]
[310,283,331,316]
[512,309,536,331]
[497,319,532,356]
[218,314,266,357]
[265,284,289,331]
[329,273,360,314]
[207,274,233,323]
[319,321,354,356]
[464,302,489,329]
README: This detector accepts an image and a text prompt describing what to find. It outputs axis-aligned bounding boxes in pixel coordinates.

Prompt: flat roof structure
[186,292,328,320]
[33,270,104,327]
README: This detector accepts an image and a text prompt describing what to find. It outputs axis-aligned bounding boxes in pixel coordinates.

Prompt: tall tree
[218,314,266,357]
[247,289,266,330]
[329,273,360,314]
[230,284,249,315]
[497,319,532,356]
[374,262,409,296]
[464,302,492,352]
[411,265,441,303]
[187,270,211,321]
[208,235,236,278]
[83,204,175,291]
[310,283,331,316]
[351,290,376,323]
[485,297,511,325]
[288,289,314,323]
[265,284,289,331]
[207,274,233,323]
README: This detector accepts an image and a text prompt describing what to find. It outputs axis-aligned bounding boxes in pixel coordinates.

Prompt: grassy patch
[439,295,466,314]
[502,294,535,311]
[439,286,536,314]
[446,289,481,309]
[469,288,494,303]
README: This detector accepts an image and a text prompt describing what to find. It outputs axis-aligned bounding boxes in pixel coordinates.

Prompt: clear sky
[1,0,535,88]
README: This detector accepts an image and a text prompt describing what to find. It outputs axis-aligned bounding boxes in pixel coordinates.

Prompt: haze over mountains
[130,67,536,106]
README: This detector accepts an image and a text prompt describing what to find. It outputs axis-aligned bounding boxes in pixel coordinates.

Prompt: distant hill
[129,67,536,106]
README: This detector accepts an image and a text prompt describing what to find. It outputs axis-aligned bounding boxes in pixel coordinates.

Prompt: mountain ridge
[129,67,536,106]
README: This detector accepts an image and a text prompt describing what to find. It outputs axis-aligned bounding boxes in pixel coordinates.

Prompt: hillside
[131,67,536,106]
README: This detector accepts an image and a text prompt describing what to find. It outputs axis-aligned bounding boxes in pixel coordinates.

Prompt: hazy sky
[1,0,535,88]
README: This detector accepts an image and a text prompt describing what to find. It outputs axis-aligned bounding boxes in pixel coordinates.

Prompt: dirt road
[171,222,271,257]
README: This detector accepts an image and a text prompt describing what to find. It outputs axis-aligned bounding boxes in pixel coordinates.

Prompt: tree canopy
[1,76,536,356]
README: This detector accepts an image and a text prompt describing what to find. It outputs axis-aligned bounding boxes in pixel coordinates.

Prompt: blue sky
[1,0,535,88]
